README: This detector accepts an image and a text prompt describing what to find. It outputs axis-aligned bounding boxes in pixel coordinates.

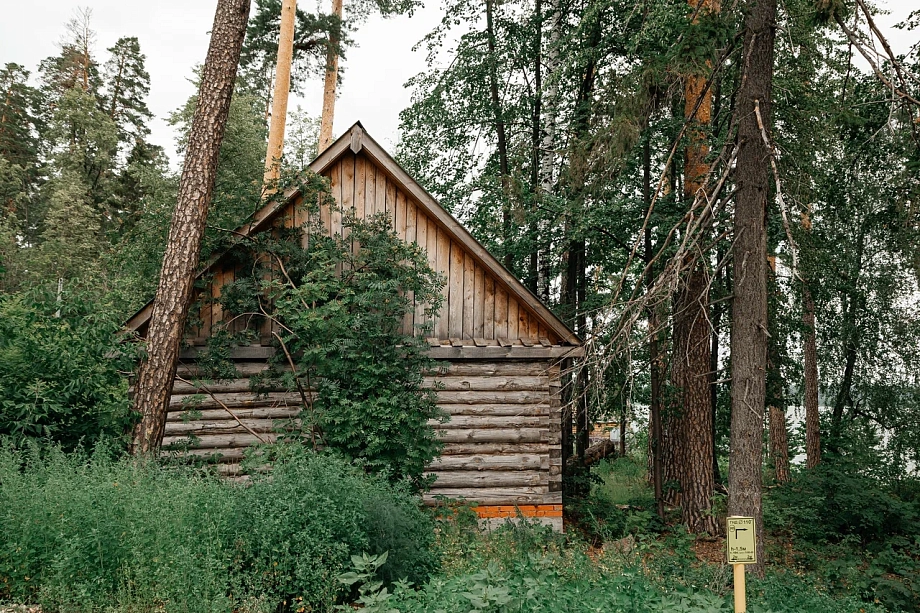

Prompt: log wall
[167,359,563,510]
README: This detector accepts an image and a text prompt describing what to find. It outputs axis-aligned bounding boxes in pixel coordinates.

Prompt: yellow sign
[726,516,756,564]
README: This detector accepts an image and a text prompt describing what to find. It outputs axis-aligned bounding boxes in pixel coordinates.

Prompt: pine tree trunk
[769,404,791,483]
[728,0,776,577]
[670,0,719,533]
[131,0,251,455]
[663,329,684,507]
[677,260,719,533]
[802,283,821,468]
[644,139,665,519]
[318,0,343,152]
[263,0,297,190]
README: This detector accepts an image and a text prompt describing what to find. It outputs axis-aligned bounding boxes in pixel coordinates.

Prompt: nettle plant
[198,172,446,490]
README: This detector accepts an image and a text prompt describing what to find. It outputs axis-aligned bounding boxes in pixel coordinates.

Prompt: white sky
[0,0,916,169]
[0,0,443,166]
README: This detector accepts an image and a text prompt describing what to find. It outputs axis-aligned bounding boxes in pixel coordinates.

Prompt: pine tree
[102,37,153,142]
[729,0,777,578]
[44,87,119,227]
[0,63,43,238]
[132,0,252,455]
[39,8,102,103]
[34,172,102,281]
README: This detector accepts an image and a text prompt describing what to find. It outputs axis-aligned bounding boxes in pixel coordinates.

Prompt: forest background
[1,0,920,611]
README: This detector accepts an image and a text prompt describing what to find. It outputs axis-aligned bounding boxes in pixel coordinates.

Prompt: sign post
[726,516,756,613]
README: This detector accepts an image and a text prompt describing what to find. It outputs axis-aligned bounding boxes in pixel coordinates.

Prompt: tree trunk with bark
[131,0,251,455]
[484,0,513,269]
[802,283,821,468]
[769,404,791,483]
[670,0,720,534]
[728,0,776,577]
[263,0,297,191]
[644,139,665,519]
[318,0,343,152]
[675,259,719,533]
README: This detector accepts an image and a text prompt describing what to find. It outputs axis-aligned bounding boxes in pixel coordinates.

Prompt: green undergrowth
[353,513,886,613]
[1,443,914,612]
[0,442,435,612]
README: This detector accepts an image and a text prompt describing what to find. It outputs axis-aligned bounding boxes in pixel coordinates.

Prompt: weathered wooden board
[435,428,546,444]
[429,454,543,471]
[448,240,464,337]
[434,390,548,404]
[440,443,551,456]
[431,416,548,430]
[423,376,548,391]
[162,433,283,449]
[427,362,553,377]
[427,471,547,488]
[167,407,301,422]
[164,420,299,436]
[422,487,556,504]
[438,403,548,417]
[168,392,303,410]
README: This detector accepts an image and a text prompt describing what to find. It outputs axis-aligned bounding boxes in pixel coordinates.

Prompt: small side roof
[127,122,581,347]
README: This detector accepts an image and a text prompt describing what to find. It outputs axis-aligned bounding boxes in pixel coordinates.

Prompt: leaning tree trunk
[728,0,776,577]
[131,0,251,455]
[318,0,343,152]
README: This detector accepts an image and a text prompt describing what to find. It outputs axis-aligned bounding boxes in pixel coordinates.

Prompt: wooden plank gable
[126,123,580,348]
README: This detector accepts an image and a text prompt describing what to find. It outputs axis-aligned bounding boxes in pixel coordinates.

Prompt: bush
[0,289,136,450]
[0,442,436,612]
[766,460,920,545]
[233,445,437,602]
[205,182,446,489]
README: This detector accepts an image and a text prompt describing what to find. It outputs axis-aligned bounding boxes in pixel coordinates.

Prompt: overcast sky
[0,0,916,169]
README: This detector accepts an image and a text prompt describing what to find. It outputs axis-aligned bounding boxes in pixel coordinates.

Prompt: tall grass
[0,442,435,612]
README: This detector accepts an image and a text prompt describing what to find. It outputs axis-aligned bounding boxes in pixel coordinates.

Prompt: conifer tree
[102,37,153,142]
[132,0,252,455]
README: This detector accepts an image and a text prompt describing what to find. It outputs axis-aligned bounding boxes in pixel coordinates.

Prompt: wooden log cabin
[126,123,583,529]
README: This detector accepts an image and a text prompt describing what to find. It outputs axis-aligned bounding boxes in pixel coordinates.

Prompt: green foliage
[765,461,920,611]
[270,207,445,487]
[0,443,436,612]
[767,461,920,546]
[382,520,885,613]
[101,36,152,142]
[234,444,437,604]
[167,78,267,259]
[195,175,447,489]
[0,289,136,449]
